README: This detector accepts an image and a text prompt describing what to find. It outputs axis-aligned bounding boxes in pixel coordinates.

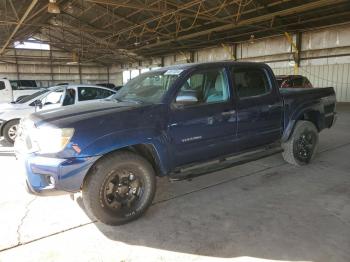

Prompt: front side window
[10,80,18,90]
[113,71,180,104]
[62,88,76,106]
[41,88,64,105]
[232,68,271,98]
[176,68,230,105]
[0,81,5,90]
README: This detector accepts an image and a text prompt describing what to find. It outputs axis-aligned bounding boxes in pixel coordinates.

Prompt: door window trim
[231,67,273,100]
[171,67,232,110]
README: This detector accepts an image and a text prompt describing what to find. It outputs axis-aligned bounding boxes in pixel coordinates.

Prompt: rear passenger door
[230,66,282,151]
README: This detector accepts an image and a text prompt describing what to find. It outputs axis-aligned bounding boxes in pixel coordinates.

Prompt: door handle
[221,110,236,116]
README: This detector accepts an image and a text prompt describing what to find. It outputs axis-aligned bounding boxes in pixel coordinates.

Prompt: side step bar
[169,146,282,182]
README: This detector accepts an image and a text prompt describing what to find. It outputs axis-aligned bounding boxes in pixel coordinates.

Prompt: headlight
[30,127,74,154]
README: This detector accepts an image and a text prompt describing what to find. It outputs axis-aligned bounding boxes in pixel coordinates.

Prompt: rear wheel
[82,151,156,225]
[282,120,319,166]
[3,119,19,144]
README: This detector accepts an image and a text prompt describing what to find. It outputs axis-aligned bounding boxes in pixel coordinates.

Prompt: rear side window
[292,77,303,87]
[10,80,37,90]
[304,77,313,88]
[10,80,19,90]
[78,87,114,101]
[231,68,271,98]
[0,81,5,90]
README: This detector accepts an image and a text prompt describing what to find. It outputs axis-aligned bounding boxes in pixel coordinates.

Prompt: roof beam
[0,0,38,55]
[136,0,347,51]
[8,0,19,21]
[141,10,350,57]
[84,0,164,12]
[103,0,203,41]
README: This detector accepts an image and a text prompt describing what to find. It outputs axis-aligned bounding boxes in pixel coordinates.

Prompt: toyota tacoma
[15,61,337,225]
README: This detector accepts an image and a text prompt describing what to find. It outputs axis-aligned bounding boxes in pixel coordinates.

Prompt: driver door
[167,67,237,167]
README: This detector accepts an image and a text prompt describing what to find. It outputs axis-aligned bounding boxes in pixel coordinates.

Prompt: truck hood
[30,99,150,127]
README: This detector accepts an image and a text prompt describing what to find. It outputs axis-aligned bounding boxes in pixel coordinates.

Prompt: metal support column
[295,32,302,69]
[78,60,82,83]
[107,66,110,83]
[49,48,54,86]
[14,49,20,80]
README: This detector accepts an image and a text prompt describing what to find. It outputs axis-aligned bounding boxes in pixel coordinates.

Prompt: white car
[0,84,116,143]
[0,78,43,103]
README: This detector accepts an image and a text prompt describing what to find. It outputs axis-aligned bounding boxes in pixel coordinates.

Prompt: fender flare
[71,128,172,176]
[281,104,324,142]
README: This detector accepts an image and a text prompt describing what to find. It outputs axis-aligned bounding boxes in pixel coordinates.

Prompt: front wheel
[3,119,20,144]
[82,151,156,225]
[282,120,319,166]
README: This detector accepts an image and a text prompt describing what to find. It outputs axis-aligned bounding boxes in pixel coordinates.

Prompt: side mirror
[175,90,198,106]
[33,99,42,109]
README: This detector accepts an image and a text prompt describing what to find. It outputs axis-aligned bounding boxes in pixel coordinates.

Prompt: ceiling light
[52,16,59,26]
[48,0,60,14]
[249,35,255,44]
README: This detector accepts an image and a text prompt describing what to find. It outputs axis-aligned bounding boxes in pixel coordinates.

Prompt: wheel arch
[80,142,167,192]
[83,141,168,180]
[282,107,323,142]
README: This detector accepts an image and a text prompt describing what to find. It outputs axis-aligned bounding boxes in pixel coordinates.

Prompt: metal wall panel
[271,63,350,102]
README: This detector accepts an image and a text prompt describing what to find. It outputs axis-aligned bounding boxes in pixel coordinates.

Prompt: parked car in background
[0,78,42,103]
[9,79,38,89]
[276,75,313,88]
[97,83,123,91]
[0,84,116,143]
[15,61,336,225]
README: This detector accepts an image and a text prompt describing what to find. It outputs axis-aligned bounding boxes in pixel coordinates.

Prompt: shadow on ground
[0,138,14,156]
[75,151,350,262]
[72,105,350,261]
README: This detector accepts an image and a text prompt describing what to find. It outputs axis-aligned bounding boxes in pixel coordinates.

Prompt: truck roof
[153,60,267,72]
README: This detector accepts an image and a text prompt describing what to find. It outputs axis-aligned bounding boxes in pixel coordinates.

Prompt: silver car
[0,84,116,143]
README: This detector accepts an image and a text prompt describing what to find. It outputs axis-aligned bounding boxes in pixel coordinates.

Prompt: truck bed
[280,87,336,130]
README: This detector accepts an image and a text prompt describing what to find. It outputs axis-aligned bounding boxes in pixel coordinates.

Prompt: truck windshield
[112,70,180,104]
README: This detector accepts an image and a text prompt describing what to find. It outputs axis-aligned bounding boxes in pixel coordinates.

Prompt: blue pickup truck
[15,61,336,225]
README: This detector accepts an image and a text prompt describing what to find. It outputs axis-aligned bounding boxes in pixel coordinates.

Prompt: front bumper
[17,152,100,196]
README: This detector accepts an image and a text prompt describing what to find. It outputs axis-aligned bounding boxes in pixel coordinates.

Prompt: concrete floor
[0,105,349,262]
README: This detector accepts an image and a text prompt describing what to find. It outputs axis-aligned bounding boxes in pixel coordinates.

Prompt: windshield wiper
[115,98,144,104]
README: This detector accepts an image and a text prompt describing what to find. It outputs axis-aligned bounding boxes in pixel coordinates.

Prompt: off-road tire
[82,151,156,225]
[282,120,319,166]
